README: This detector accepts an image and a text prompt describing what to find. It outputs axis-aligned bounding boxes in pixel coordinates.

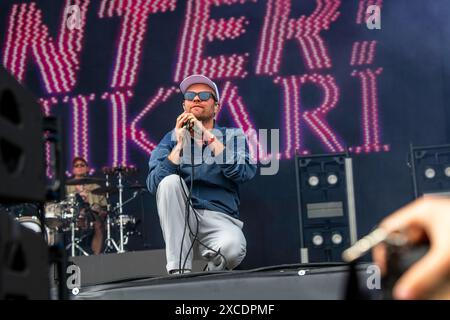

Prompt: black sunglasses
[184,91,216,102]
[74,163,87,168]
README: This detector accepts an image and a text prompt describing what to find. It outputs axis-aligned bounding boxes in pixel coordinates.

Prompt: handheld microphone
[183,119,193,130]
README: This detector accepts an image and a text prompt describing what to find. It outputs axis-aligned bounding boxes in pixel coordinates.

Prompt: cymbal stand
[117,170,126,253]
[65,206,89,257]
[104,172,119,253]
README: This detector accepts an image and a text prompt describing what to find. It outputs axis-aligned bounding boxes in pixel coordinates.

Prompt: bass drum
[16,215,42,233]
[4,203,56,246]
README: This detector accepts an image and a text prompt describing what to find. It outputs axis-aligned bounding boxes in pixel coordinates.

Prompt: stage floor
[72,262,380,300]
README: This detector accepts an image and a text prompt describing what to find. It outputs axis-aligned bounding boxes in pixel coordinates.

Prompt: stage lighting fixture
[308,175,320,187]
[409,144,450,198]
[444,166,450,178]
[331,232,343,245]
[327,173,338,185]
[424,167,436,179]
[312,234,324,247]
[295,152,357,263]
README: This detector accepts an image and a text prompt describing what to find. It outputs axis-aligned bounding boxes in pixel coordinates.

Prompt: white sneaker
[204,252,226,271]
[169,269,191,275]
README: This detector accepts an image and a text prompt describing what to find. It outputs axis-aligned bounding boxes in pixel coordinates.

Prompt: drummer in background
[66,157,107,255]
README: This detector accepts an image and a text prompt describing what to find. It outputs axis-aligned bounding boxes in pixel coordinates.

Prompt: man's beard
[195,113,214,122]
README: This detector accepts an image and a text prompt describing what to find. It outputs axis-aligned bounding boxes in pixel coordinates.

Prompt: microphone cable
[177,138,227,273]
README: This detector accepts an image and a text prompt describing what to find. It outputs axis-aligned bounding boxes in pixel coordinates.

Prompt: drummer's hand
[79,190,88,202]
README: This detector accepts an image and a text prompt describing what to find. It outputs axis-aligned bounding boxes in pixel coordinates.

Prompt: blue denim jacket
[147,125,257,219]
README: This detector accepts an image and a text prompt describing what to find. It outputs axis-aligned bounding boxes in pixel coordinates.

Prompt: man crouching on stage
[147,75,257,274]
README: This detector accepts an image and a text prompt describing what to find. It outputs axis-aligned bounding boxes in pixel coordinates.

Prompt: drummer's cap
[72,157,88,167]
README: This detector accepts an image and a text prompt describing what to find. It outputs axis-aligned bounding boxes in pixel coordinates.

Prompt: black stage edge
[68,250,383,300]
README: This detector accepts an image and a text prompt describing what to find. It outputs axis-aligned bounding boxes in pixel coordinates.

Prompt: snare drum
[63,193,78,207]
[45,193,82,229]
[60,193,82,220]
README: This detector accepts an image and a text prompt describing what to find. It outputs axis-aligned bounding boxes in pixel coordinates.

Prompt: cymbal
[91,184,146,195]
[91,186,118,195]
[129,183,146,190]
[66,177,106,186]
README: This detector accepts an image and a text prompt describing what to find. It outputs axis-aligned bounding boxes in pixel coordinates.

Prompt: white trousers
[156,174,247,273]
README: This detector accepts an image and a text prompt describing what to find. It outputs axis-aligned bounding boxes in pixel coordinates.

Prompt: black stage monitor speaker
[0,212,49,299]
[0,66,46,202]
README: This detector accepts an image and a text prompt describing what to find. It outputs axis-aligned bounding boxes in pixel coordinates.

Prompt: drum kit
[2,166,146,257]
